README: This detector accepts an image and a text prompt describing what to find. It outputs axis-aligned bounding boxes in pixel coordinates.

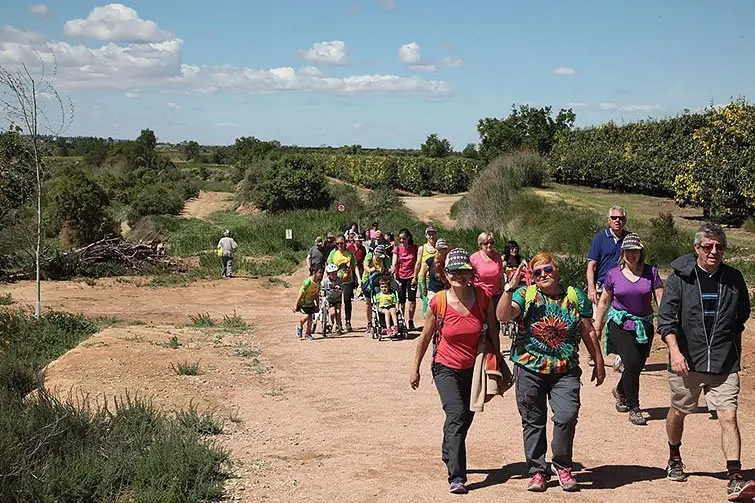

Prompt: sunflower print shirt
[511,287,592,374]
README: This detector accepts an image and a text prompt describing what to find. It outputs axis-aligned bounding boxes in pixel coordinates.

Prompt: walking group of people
[409,206,754,501]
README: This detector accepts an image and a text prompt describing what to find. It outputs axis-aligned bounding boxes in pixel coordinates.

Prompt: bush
[127,184,185,225]
[249,156,331,212]
[638,213,693,266]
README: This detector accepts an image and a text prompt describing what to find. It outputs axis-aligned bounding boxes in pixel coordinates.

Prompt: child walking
[375,276,399,337]
[321,264,345,335]
[294,265,323,340]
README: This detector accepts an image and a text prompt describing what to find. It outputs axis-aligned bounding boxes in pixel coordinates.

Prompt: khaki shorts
[668,371,739,414]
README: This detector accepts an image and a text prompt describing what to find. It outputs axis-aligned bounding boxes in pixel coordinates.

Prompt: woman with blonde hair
[498,252,605,493]
[593,233,663,425]
[412,225,439,316]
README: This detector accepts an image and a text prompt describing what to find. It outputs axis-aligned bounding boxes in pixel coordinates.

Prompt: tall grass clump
[635,213,694,267]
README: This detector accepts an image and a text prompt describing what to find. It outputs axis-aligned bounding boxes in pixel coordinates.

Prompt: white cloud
[0,25,47,44]
[28,4,50,18]
[352,122,363,128]
[124,89,139,99]
[299,66,324,77]
[63,4,173,43]
[299,40,348,66]
[379,0,396,10]
[399,42,421,64]
[600,102,663,112]
[411,64,435,72]
[568,102,589,109]
[439,56,463,68]
[553,67,576,76]
[0,23,451,98]
[600,102,619,110]
[167,101,179,109]
[215,122,240,128]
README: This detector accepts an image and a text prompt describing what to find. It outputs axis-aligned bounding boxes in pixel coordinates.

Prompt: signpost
[337,203,346,213]
[285,229,292,240]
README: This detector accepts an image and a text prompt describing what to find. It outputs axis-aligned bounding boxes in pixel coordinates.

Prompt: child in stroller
[365,272,409,340]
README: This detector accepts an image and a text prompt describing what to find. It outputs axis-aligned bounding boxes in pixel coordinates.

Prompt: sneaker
[629,408,647,425]
[365,326,372,335]
[296,327,303,339]
[555,467,579,492]
[408,320,416,331]
[335,325,342,336]
[527,472,548,492]
[345,322,352,332]
[666,457,688,482]
[449,478,468,494]
[727,475,755,501]
[612,386,630,413]
[304,333,313,341]
[613,355,624,373]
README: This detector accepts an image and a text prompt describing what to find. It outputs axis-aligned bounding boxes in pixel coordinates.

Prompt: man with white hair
[217,229,237,278]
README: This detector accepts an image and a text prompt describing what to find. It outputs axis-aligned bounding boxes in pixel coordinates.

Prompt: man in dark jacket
[657,223,753,501]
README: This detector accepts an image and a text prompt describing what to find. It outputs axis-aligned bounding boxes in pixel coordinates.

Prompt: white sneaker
[613,355,624,372]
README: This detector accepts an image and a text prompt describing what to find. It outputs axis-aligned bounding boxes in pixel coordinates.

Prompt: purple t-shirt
[603,264,662,331]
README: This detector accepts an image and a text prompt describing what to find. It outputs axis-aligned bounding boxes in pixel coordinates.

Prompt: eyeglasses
[609,216,626,221]
[698,243,726,253]
[481,241,494,246]
[533,265,555,278]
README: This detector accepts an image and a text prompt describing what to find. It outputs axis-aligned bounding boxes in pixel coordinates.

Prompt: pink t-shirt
[431,294,487,370]
[394,244,418,280]
[470,251,504,297]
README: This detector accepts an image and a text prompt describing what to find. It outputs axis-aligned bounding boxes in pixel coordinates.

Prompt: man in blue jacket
[657,223,753,501]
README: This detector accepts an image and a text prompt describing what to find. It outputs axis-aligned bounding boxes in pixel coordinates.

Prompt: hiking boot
[527,472,548,492]
[612,386,630,413]
[408,320,416,331]
[666,458,688,482]
[296,327,303,339]
[449,478,468,494]
[629,408,647,425]
[727,474,755,501]
[345,322,352,332]
[555,467,579,492]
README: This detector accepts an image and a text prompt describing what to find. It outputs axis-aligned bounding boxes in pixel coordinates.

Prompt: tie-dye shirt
[511,286,592,374]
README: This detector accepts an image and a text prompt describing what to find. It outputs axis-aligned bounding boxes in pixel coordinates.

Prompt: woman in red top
[410,248,498,495]
[391,228,419,329]
[347,234,367,289]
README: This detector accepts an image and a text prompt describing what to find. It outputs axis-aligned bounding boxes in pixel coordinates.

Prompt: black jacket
[657,254,750,374]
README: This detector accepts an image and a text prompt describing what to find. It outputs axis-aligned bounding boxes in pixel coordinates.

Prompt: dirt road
[6,268,755,503]
[180,190,237,220]
[400,193,463,229]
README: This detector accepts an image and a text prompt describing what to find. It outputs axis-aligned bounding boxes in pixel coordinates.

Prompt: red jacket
[347,242,366,265]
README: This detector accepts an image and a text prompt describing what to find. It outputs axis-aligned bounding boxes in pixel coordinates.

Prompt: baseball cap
[621,233,644,250]
[326,232,334,238]
[374,244,386,257]
[425,225,437,234]
[445,248,474,271]
[315,236,323,245]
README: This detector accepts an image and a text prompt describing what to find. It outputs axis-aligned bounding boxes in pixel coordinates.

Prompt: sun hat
[621,233,644,250]
[325,263,339,274]
[374,244,386,257]
[425,225,437,234]
[445,248,474,271]
[435,238,449,250]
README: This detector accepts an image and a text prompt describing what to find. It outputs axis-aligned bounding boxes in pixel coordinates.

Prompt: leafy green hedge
[309,154,482,194]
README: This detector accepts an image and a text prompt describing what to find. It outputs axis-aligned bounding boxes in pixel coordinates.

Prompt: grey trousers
[221,256,233,277]
[514,364,581,475]
[432,362,475,483]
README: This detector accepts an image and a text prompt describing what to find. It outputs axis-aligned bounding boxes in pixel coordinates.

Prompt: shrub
[172,361,201,376]
[639,213,693,266]
[127,184,185,225]
[250,156,331,212]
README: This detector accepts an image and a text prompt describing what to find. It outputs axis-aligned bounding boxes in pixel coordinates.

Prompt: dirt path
[5,269,755,502]
[180,190,237,220]
[401,194,463,229]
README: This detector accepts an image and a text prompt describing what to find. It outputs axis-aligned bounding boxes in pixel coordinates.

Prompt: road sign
[285,229,292,240]
[337,203,346,213]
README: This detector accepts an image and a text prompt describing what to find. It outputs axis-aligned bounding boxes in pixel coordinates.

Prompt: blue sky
[1,1,753,148]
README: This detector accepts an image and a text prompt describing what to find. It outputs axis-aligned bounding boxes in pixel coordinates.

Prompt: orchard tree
[0,55,73,317]
[183,140,201,161]
[477,104,575,161]
[420,134,453,158]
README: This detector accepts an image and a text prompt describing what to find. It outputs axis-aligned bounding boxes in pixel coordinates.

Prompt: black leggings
[342,282,354,323]
[609,320,653,410]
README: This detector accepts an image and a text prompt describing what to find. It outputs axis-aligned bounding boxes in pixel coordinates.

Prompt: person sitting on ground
[498,253,605,494]
[594,233,663,426]
[321,263,345,336]
[306,236,326,271]
[657,223,754,501]
[374,276,400,337]
[423,238,450,303]
[410,248,499,495]
[362,244,391,335]
[217,229,238,278]
[293,265,323,340]
[392,228,419,330]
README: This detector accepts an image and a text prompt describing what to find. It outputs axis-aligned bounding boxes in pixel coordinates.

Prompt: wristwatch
[503,282,512,293]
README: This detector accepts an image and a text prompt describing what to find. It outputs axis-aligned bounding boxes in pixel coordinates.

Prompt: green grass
[188,312,215,328]
[161,335,182,349]
[172,360,202,376]
[220,311,250,333]
[173,401,224,435]
[0,293,13,305]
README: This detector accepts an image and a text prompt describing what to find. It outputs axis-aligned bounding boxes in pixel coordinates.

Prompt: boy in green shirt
[374,276,399,337]
[293,265,323,340]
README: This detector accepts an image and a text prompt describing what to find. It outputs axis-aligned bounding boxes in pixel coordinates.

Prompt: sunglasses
[609,216,626,221]
[533,265,555,278]
[482,241,494,246]
[698,243,726,253]
[445,269,472,276]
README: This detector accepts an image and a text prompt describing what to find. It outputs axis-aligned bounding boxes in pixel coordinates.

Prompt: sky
[1,1,754,149]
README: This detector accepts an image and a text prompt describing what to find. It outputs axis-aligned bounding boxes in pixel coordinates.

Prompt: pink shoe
[527,472,547,492]
[555,467,578,492]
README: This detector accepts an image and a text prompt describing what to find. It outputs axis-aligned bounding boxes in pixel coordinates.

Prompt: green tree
[420,134,453,158]
[478,104,575,161]
[183,140,201,161]
[461,143,479,159]
[0,129,35,228]
[251,156,331,212]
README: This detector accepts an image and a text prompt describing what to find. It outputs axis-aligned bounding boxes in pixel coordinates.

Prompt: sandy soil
[400,194,463,229]
[181,190,237,220]
[4,191,755,502]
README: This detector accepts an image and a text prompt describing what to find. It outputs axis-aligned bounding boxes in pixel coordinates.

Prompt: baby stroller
[365,272,409,341]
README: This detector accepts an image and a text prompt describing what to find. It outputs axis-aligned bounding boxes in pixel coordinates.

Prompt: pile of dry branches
[62,236,169,268]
